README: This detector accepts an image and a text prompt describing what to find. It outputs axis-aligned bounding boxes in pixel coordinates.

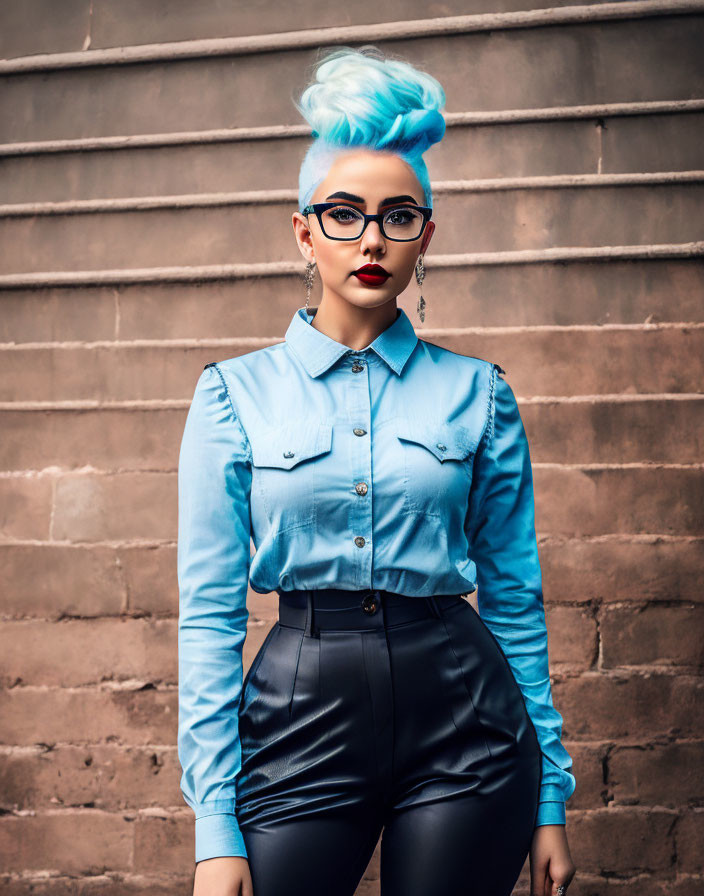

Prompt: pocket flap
[396,420,475,462]
[251,421,333,470]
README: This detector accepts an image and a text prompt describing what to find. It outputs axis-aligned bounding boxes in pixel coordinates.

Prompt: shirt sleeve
[177,363,252,862]
[464,364,576,826]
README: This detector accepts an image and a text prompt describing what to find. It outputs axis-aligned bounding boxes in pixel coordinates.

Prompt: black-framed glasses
[302,202,432,242]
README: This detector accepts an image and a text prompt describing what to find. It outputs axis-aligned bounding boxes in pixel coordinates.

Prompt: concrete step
[0,0,619,60]
[1,257,702,344]
[0,325,701,400]
[1,462,700,541]
[2,179,702,274]
[2,107,702,204]
[2,13,702,142]
[2,395,702,471]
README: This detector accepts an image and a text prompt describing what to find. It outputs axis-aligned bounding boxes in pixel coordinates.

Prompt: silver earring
[415,254,426,323]
[304,260,316,313]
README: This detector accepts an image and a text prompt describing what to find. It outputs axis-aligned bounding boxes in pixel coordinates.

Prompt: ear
[419,219,435,256]
[292,211,315,263]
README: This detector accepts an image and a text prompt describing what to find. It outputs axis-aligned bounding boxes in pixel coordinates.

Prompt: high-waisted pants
[234,588,543,896]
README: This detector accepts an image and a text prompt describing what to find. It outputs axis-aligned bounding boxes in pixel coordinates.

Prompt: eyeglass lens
[320,205,425,240]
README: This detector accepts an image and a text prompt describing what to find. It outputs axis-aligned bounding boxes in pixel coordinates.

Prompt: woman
[178,45,577,896]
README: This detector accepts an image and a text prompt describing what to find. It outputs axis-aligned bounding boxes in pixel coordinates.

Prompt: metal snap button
[355,482,368,496]
[437,443,447,452]
[283,450,294,458]
[354,536,366,548]
[362,594,378,614]
[351,363,364,372]
[353,428,367,436]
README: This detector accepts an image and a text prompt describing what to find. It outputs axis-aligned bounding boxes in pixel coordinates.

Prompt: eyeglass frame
[301,201,433,242]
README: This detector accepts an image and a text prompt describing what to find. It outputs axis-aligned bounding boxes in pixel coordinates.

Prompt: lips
[354,265,390,286]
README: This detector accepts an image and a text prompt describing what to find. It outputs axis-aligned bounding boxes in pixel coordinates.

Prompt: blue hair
[294,46,446,214]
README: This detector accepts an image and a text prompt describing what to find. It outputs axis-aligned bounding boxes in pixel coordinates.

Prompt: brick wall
[1,1,703,893]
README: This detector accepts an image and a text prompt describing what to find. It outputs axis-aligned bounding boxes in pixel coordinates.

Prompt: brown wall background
[1,1,703,893]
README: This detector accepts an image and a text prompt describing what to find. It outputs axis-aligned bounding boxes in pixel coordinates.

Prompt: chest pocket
[397,420,475,515]
[250,420,333,534]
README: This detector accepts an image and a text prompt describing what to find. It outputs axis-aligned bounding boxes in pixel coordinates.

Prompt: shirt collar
[284,305,418,378]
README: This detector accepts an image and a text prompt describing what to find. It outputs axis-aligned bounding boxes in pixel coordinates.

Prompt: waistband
[276,587,468,636]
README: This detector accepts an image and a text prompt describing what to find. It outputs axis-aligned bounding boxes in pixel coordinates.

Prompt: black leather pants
[235,588,543,896]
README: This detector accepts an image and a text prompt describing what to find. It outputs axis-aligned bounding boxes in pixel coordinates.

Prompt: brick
[0,286,117,343]
[0,475,52,540]
[0,685,177,746]
[539,537,704,604]
[0,408,186,472]
[546,605,597,669]
[0,544,126,617]
[0,744,181,813]
[0,811,132,873]
[133,813,193,872]
[120,544,178,616]
[600,604,704,668]
[554,673,704,740]
[520,397,704,465]
[609,742,704,808]
[676,809,704,873]
[0,875,194,895]
[52,472,174,541]
[566,743,607,811]
[3,327,703,401]
[603,111,704,174]
[534,467,704,537]
[0,618,177,687]
[566,808,675,874]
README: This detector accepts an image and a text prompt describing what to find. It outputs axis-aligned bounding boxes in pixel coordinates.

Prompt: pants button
[362,594,379,614]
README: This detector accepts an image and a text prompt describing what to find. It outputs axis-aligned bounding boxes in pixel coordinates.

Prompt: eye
[327,205,363,224]
[384,207,420,225]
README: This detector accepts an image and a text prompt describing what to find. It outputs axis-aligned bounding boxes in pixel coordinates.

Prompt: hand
[529,824,576,896]
[193,855,253,896]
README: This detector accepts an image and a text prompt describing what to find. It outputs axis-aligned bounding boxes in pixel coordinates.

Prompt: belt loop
[304,590,318,638]
[426,596,442,619]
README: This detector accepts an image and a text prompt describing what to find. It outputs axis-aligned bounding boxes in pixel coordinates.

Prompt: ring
[557,886,567,895]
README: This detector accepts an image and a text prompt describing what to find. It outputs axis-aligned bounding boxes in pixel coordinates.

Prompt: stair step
[1,325,701,400]
[1,255,702,344]
[2,105,703,203]
[2,10,702,142]
[2,394,701,470]
[0,0,622,61]
[1,177,702,274]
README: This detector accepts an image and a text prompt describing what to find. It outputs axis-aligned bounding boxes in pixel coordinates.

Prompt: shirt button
[354,536,366,548]
[437,443,447,452]
[353,428,367,436]
[351,363,364,372]
[355,482,368,496]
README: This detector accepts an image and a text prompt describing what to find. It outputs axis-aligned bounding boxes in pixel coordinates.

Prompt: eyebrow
[324,191,420,207]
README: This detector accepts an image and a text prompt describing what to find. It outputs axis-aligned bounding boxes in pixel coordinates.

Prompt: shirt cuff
[535,800,566,826]
[194,809,248,862]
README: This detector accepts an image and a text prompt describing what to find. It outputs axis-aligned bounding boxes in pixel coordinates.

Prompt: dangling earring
[415,254,426,323]
[304,260,316,314]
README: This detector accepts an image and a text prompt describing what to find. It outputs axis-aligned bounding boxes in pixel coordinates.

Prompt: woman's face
[292,148,435,311]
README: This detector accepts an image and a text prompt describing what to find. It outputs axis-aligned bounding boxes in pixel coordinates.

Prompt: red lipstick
[353,263,390,286]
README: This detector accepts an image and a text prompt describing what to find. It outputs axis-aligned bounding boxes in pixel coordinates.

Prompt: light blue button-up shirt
[177,305,576,862]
